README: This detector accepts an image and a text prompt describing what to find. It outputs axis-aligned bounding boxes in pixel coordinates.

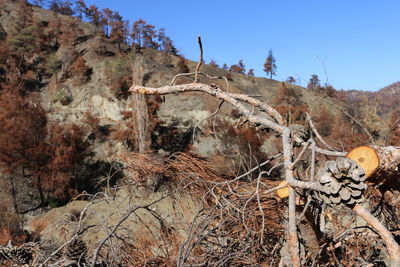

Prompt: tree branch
[353,204,400,267]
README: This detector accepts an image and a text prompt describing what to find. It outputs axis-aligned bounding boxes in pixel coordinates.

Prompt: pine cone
[0,242,34,265]
[64,239,87,262]
[318,157,366,205]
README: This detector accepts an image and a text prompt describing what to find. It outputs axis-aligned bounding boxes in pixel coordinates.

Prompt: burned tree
[128,37,400,267]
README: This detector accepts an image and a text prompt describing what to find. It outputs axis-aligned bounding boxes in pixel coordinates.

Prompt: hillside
[341,82,400,117]
[0,1,400,266]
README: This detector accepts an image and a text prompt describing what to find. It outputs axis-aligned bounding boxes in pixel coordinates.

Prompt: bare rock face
[318,157,366,205]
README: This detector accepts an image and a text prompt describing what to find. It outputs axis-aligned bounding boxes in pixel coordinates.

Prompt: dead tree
[128,38,400,266]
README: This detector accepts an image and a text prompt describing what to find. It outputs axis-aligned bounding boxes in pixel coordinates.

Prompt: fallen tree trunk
[370,146,400,189]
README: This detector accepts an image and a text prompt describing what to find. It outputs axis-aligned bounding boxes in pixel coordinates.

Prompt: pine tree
[49,0,74,16]
[33,0,45,7]
[110,19,129,51]
[142,23,158,49]
[158,28,177,55]
[131,19,146,48]
[286,76,296,84]
[0,89,47,172]
[263,49,276,79]
[229,59,245,74]
[8,25,37,58]
[209,59,219,68]
[102,8,114,37]
[74,0,87,20]
[307,74,321,90]
[86,5,104,34]
[247,68,255,76]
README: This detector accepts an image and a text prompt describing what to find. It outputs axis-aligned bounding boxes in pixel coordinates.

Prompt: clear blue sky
[83,0,400,91]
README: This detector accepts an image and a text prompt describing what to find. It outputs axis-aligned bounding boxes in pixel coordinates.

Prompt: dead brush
[118,152,164,185]
[165,152,223,182]
[177,187,286,266]
[119,151,225,193]
[164,152,226,196]
[94,219,181,266]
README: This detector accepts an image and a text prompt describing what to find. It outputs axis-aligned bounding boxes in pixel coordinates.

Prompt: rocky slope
[0,1,399,266]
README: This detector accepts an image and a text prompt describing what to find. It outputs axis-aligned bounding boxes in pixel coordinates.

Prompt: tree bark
[130,57,150,153]
[370,146,400,188]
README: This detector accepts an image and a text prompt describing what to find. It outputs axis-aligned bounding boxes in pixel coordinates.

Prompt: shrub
[68,56,92,84]
[177,56,189,73]
[315,107,333,137]
[0,199,27,245]
[110,75,132,99]
[209,118,268,178]
[273,83,308,124]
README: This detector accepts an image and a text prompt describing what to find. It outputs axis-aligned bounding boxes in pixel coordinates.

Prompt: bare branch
[129,84,284,132]
[353,204,400,267]
[307,112,340,151]
[337,107,376,145]
[194,36,203,83]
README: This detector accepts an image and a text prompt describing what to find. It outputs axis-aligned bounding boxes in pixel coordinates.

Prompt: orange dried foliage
[120,111,133,120]
[165,152,222,182]
[177,57,189,73]
[28,217,49,235]
[314,107,369,151]
[110,75,132,99]
[315,107,333,137]
[83,111,101,138]
[69,56,92,84]
[0,89,47,172]
[41,123,90,199]
[273,83,308,124]
[110,127,136,149]
[120,151,223,194]
[210,118,268,177]
[0,227,13,246]
[0,209,27,246]
[388,111,400,145]
[119,152,164,184]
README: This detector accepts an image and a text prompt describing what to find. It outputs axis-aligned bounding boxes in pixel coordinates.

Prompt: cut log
[346,146,380,178]
[277,180,289,198]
